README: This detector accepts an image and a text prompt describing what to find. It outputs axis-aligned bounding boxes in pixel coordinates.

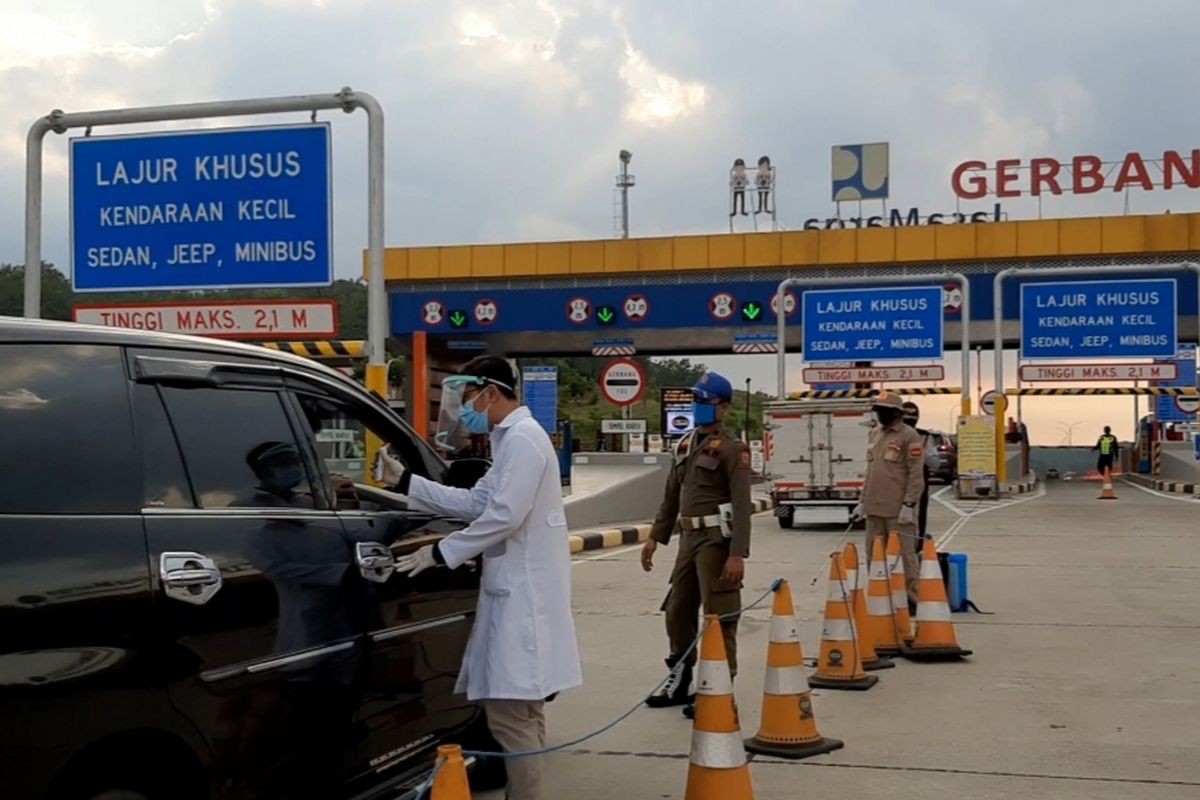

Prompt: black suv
[0,318,502,800]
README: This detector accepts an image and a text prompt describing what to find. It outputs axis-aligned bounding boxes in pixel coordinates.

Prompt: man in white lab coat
[380,355,581,800]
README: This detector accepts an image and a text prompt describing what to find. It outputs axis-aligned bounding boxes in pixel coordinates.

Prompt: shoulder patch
[909,445,924,459]
[738,447,751,469]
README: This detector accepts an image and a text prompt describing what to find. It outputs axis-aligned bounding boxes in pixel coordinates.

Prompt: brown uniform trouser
[865,516,919,605]
[665,527,742,675]
[481,699,546,800]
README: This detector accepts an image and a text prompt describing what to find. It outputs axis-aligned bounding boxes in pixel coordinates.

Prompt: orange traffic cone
[844,543,894,671]
[907,538,973,661]
[809,552,878,690]
[745,580,844,759]
[886,531,915,646]
[1098,467,1118,500]
[430,744,471,799]
[685,615,755,799]
[865,536,907,657]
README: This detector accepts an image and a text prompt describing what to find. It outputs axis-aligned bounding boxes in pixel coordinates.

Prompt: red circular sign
[770,290,797,318]
[623,294,650,322]
[599,358,647,407]
[420,300,445,326]
[709,292,737,321]
[566,297,591,324]
[1175,394,1199,415]
[474,299,499,325]
[943,283,964,315]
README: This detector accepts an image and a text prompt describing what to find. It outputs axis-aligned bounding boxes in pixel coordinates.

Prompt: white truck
[763,398,875,529]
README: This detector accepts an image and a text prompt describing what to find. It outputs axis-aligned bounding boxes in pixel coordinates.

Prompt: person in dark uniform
[1094,426,1119,476]
[641,372,753,718]
[902,401,931,543]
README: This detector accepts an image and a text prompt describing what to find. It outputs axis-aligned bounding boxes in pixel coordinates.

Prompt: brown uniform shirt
[650,427,753,557]
[862,420,925,518]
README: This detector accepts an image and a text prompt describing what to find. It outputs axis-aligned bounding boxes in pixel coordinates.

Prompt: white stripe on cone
[870,562,888,581]
[917,601,952,623]
[919,559,942,580]
[695,660,733,695]
[690,731,748,769]
[866,594,893,616]
[769,615,800,644]
[821,618,855,641]
[764,666,810,696]
[826,579,850,603]
[845,567,858,593]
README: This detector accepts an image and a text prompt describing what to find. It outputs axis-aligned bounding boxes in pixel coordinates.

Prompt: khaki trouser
[865,516,918,605]
[481,699,546,800]
[664,527,742,675]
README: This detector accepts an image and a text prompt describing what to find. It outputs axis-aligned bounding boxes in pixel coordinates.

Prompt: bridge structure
[372,211,1200,439]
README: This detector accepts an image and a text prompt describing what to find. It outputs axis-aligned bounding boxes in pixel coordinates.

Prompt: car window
[0,344,138,514]
[133,384,196,509]
[290,388,442,483]
[158,386,321,509]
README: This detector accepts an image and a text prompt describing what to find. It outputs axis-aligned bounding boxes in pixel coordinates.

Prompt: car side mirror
[445,458,490,488]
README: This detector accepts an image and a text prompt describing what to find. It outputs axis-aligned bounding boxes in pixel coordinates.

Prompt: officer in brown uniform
[854,392,925,608]
[641,372,752,717]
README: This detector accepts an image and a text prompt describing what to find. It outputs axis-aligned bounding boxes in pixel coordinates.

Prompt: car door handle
[356,542,395,583]
[159,552,223,606]
[164,569,221,588]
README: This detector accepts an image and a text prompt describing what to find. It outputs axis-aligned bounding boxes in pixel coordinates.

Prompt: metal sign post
[23,87,388,394]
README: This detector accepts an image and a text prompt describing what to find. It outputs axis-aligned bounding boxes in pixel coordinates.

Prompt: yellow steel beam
[369,211,1200,281]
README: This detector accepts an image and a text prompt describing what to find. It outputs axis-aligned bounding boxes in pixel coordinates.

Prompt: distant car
[1046,467,1061,480]
[922,430,957,484]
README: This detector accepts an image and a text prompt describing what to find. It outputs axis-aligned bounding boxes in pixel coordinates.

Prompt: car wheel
[777,508,794,529]
[461,709,508,792]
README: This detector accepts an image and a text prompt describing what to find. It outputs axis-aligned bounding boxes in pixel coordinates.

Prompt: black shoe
[682,703,695,719]
[646,657,694,709]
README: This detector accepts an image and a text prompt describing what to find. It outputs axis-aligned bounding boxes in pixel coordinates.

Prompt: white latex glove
[850,503,864,520]
[373,447,406,485]
[898,505,916,526]
[395,544,438,577]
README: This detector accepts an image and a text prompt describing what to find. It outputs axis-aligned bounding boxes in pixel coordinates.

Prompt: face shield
[434,375,484,453]
[433,374,517,452]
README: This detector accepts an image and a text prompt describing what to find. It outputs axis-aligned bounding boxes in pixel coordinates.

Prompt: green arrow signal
[597,306,616,324]
[742,301,762,321]
[449,310,468,328]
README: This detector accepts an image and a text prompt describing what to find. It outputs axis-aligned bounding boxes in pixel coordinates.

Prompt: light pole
[616,150,634,239]
[1056,420,1083,446]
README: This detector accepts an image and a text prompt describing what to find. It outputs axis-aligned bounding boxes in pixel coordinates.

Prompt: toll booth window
[0,344,138,514]
[158,387,319,509]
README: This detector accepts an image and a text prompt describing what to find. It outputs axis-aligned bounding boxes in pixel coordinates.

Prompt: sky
[2,0,1199,444]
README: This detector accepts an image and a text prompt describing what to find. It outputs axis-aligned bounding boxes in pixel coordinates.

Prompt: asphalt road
[480,479,1200,798]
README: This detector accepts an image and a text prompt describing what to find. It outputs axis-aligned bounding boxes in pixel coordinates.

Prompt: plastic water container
[947,553,968,612]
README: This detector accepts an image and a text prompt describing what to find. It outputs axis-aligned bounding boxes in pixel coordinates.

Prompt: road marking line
[937,484,1047,549]
[572,543,644,564]
[1122,480,1200,504]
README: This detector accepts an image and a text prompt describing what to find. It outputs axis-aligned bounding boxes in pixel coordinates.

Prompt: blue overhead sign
[1155,345,1197,422]
[1020,279,1177,360]
[522,366,558,435]
[801,286,944,362]
[70,124,332,292]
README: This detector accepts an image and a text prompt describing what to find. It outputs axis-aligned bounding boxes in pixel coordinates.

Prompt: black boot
[646,657,693,708]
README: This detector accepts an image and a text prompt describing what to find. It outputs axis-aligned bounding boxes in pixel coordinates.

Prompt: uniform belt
[680,514,722,531]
